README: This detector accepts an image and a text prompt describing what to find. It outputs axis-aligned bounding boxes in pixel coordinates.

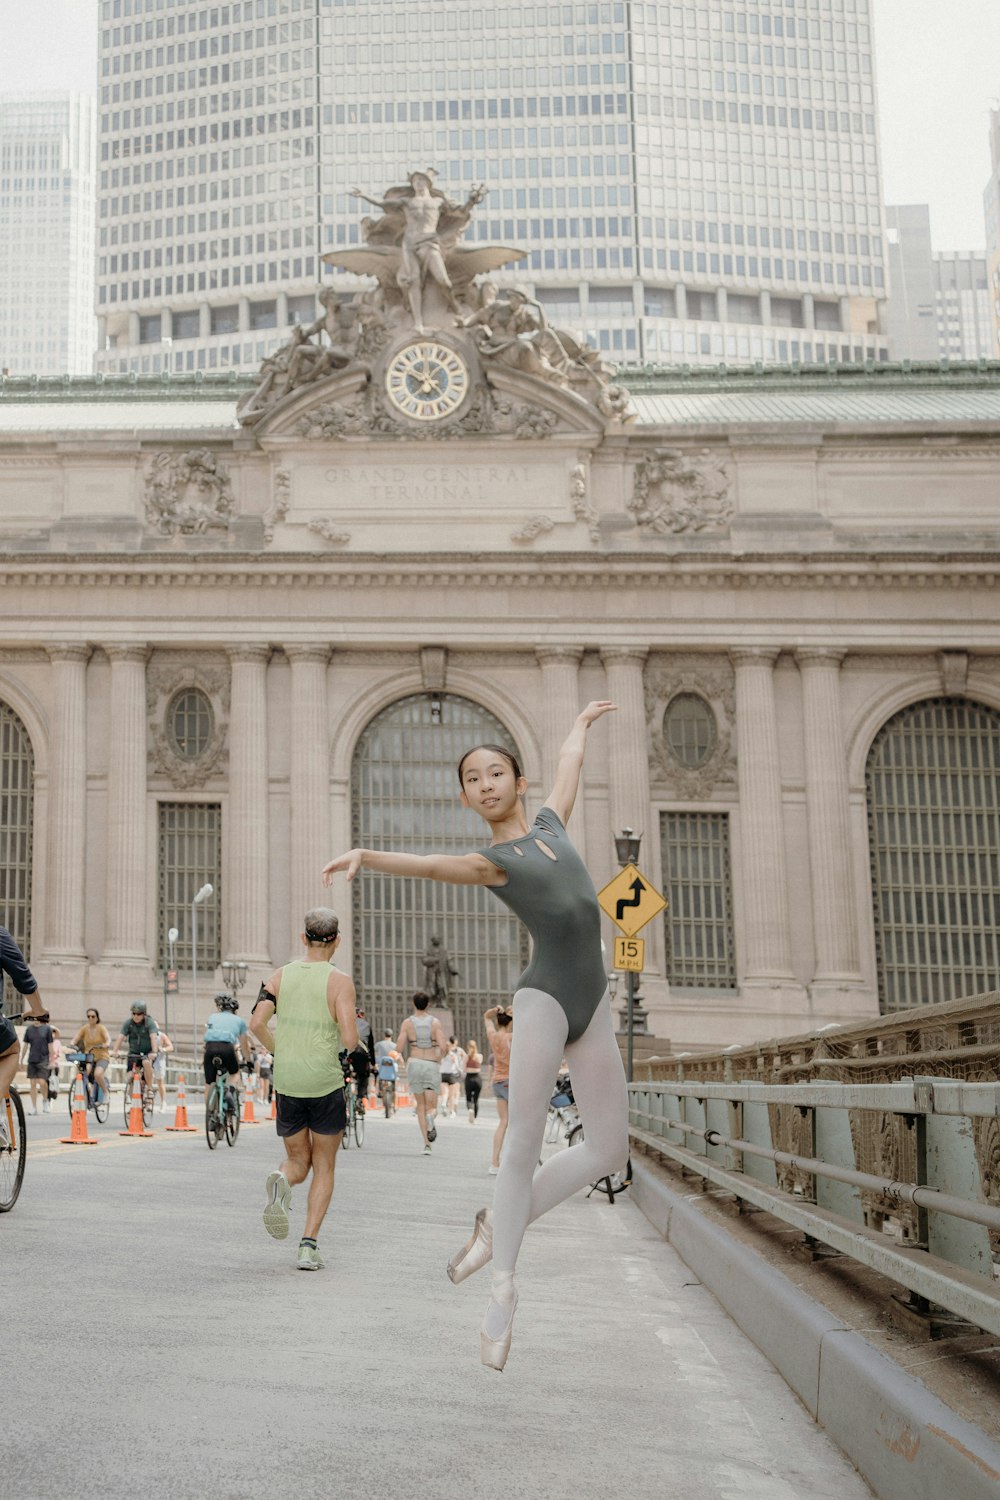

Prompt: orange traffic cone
[60,1072,98,1145]
[119,1071,154,1137]
[241,1089,259,1125]
[269,1095,277,1121]
[397,1079,412,1109]
[166,1073,197,1133]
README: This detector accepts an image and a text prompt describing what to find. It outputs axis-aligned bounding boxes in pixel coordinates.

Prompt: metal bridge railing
[628,1074,1000,1338]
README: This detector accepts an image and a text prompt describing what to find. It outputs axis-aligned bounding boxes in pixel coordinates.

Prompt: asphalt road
[5,1091,872,1500]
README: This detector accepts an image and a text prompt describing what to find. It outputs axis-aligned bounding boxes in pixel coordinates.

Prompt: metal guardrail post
[814,1097,865,1226]
[923,1094,994,1278]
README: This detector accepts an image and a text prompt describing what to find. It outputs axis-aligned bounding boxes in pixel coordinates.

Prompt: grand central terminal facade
[3,193,1000,1051]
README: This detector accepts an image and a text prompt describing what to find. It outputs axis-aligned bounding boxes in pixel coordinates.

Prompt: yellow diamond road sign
[596,863,667,938]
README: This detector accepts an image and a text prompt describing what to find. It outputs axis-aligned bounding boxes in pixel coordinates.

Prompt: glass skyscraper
[95,0,888,375]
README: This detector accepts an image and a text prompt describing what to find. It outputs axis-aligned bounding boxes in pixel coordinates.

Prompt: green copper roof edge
[3,361,1000,403]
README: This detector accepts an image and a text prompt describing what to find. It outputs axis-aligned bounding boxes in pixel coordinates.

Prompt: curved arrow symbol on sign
[615,878,645,922]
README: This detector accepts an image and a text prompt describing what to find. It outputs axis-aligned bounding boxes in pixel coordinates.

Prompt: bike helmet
[130,1000,148,1015]
[221,995,239,1013]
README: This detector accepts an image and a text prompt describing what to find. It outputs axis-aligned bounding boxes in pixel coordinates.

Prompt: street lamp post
[164,925,179,1034]
[220,960,249,1003]
[613,827,643,1083]
[191,884,213,1069]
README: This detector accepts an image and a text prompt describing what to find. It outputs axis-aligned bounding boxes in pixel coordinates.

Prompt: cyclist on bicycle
[0,924,42,1148]
[202,993,252,1112]
[375,1032,400,1110]
[70,1008,112,1103]
[348,1004,376,1111]
[111,1000,159,1092]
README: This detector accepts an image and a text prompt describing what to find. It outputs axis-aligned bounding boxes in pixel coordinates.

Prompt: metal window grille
[660,811,737,990]
[663,693,717,770]
[168,688,213,759]
[0,703,34,1017]
[157,802,221,970]
[351,693,528,1047]
[866,697,1000,1012]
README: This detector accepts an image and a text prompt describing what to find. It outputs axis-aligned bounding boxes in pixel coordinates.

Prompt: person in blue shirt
[202,993,252,1113]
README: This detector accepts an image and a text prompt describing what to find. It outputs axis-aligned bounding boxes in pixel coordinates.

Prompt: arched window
[866,697,1000,1011]
[0,703,35,1013]
[351,693,528,1045]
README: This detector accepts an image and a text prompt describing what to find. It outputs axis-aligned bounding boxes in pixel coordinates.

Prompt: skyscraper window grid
[94,0,889,375]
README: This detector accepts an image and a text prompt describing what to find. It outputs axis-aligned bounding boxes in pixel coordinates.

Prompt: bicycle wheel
[224,1103,238,1147]
[123,1079,134,1127]
[341,1098,352,1150]
[354,1102,365,1148]
[67,1077,78,1119]
[205,1097,221,1149]
[567,1122,584,1149]
[141,1081,154,1127]
[383,1084,394,1119]
[0,1088,27,1212]
[94,1081,110,1125]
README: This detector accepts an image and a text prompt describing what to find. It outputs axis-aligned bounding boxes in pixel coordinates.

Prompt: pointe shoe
[447,1206,493,1284]
[480,1287,518,1372]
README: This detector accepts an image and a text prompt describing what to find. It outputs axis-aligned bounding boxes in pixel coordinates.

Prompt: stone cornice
[4,553,1000,593]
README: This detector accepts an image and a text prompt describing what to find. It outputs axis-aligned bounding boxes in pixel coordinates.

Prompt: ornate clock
[384,340,471,422]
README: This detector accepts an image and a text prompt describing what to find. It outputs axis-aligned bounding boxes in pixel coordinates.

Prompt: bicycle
[122,1055,155,1130]
[0,1084,26,1213]
[205,1058,240,1150]
[66,1049,110,1125]
[563,1117,633,1203]
[340,1073,365,1150]
[378,1074,396,1118]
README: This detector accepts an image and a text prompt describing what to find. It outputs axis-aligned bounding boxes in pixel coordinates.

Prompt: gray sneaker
[263,1170,292,1239]
[297,1243,325,1270]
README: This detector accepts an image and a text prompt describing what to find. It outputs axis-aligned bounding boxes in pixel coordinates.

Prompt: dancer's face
[459,749,527,825]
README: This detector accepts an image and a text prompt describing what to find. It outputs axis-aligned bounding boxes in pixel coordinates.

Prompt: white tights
[490,986,630,1279]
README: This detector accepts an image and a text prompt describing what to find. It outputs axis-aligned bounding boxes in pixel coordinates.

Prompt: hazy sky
[1,0,997,250]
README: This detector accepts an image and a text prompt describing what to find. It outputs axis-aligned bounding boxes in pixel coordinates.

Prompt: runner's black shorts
[276,1087,347,1138]
[203,1041,241,1083]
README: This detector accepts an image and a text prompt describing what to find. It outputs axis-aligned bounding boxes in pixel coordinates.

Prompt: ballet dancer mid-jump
[321,701,629,1371]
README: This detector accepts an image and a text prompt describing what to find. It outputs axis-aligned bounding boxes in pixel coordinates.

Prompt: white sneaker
[423,1143,432,1156]
[42,1101,51,1113]
[468,1110,475,1124]
[30,1107,38,1116]
[488,1164,499,1176]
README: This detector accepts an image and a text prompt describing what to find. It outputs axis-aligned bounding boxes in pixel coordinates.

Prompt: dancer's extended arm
[322,848,504,887]
[544,700,617,826]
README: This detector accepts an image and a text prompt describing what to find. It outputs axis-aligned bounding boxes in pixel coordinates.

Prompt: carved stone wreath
[147,657,230,789]
[263,467,291,543]
[645,655,736,797]
[630,447,733,536]
[144,449,235,537]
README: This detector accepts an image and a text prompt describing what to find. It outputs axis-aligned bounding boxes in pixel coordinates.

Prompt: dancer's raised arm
[544,700,617,826]
[322,847,503,887]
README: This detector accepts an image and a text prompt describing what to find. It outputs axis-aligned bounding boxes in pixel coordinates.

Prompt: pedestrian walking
[485,1006,512,1172]
[440,1036,464,1118]
[396,991,448,1154]
[250,907,358,1270]
[153,1028,174,1111]
[21,1009,59,1115]
[321,701,629,1369]
[464,1040,483,1122]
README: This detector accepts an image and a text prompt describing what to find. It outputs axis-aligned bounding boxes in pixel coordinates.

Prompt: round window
[663,693,717,769]
[168,688,213,760]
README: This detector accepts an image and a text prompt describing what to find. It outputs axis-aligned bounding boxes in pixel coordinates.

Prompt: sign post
[596,863,667,1081]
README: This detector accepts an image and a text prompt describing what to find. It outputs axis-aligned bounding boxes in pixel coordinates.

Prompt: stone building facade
[2,357,1000,1053]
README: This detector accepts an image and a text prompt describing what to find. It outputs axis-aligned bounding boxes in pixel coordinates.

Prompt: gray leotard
[479,806,606,1043]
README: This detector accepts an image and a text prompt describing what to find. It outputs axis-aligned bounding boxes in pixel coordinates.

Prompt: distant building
[983,105,1000,357]
[94,0,890,375]
[886,205,991,361]
[0,93,97,376]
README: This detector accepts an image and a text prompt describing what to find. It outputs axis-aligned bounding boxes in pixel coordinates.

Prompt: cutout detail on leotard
[512,845,525,857]
[534,839,558,862]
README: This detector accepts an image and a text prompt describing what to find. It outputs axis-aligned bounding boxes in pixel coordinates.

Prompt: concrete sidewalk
[7,1099,871,1499]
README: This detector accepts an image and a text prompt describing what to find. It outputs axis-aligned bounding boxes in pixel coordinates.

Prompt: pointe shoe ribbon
[480,1288,518,1372]
[447,1206,493,1284]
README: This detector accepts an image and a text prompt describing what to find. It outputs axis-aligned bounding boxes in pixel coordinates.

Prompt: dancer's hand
[578,700,617,727]
[321,849,364,885]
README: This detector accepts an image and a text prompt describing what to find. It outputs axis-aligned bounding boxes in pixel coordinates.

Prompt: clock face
[384,341,470,422]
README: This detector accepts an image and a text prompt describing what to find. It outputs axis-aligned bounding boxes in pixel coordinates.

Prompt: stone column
[226,647,271,963]
[796,649,863,993]
[730,649,800,995]
[102,646,149,963]
[287,647,331,935]
[674,283,688,320]
[600,648,651,850]
[802,291,816,330]
[44,645,91,959]
[759,289,771,325]
[536,648,585,860]
[716,286,728,323]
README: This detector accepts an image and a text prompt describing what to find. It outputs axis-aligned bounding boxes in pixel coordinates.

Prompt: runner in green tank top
[250,907,358,1271]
